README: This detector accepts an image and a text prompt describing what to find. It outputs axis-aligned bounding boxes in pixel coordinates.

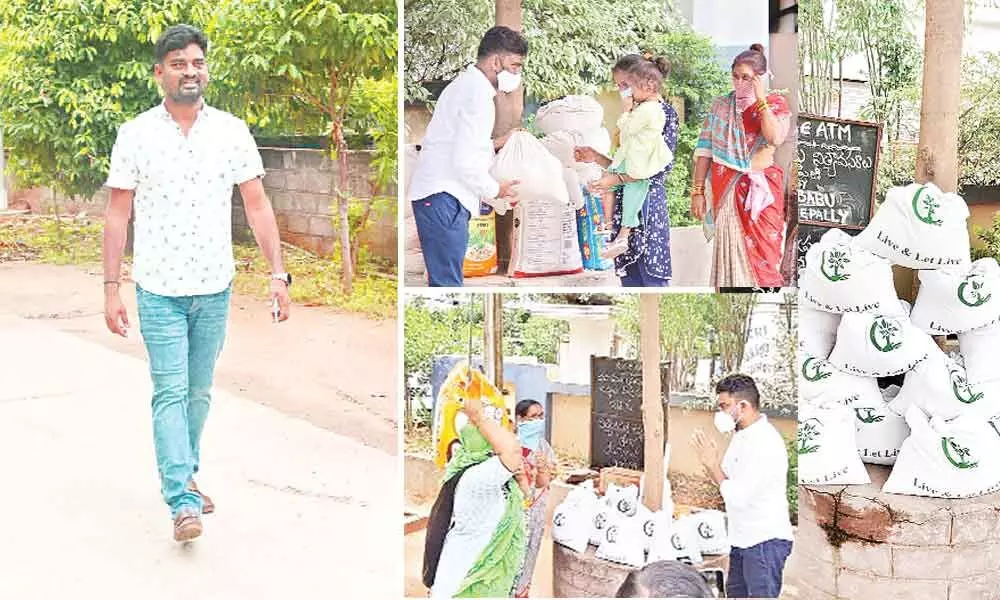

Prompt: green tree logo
[606,525,619,544]
[797,418,823,454]
[671,533,684,551]
[643,520,655,537]
[802,357,833,382]
[950,369,984,404]
[958,275,992,308]
[869,317,903,352]
[554,513,566,528]
[820,248,852,281]
[697,522,715,539]
[911,185,944,226]
[855,407,885,424]
[941,437,978,469]
[594,513,607,530]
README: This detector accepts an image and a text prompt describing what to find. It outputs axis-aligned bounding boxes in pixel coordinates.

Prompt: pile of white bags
[798,181,1000,498]
[490,131,584,277]
[552,481,725,567]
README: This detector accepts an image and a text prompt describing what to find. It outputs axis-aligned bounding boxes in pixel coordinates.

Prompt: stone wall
[788,463,1000,599]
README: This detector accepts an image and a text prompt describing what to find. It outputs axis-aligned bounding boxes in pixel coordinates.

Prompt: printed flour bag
[552,484,599,553]
[827,312,934,377]
[800,228,903,315]
[605,482,640,518]
[910,258,1000,335]
[462,204,498,277]
[798,401,871,485]
[535,95,605,136]
[798,306,842,358]
[798,350,882,408]
[595,513,646,568]
[689,510,729,556]
[853,384,908,465]
[883,404,1000,498]
[890,349,1000,421]
[959,321,1000,385]
[645,511,678,563]
[508,201,584,277]
[855,182,971,270]
[576,187,613,271]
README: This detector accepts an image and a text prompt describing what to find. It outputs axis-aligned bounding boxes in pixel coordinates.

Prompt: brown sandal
[173,510,203,542]
[188,480,215,514]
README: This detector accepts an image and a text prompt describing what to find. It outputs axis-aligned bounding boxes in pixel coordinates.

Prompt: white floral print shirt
[105,102,265,297]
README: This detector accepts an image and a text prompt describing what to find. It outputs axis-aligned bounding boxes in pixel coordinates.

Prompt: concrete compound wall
[789,463,1000,599]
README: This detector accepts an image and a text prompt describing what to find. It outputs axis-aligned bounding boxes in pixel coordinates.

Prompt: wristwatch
[272,272,292,287]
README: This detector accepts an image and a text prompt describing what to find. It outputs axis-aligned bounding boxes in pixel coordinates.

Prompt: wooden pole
[896,0,965,302]
[640,294,664,511]
[484,293,504,391]
[492,0,523,273]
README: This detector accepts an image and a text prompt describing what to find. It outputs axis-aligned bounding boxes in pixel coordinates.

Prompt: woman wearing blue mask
[513,399,555,597]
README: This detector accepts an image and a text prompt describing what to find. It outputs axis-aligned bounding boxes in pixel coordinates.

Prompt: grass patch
[0,215,397,320]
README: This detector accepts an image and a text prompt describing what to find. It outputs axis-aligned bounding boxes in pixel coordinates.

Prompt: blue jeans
[727,539,793,598]
[412,192,470,287]
[136,284,230,518]
[619,259,670,287]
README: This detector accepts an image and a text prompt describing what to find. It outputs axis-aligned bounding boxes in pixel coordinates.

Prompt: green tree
[958,52,1000,187]
[0,0,213,199]
[209,0,396,294]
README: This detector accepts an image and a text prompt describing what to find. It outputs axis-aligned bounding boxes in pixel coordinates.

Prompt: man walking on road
[407,26,526,287]
[691,374,794,598]
[102,24,292,542]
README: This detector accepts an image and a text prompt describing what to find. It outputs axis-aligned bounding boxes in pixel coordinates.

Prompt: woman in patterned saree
[691,44,790,288]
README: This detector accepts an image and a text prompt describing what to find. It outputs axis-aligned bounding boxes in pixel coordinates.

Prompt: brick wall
[788,463,1000,599]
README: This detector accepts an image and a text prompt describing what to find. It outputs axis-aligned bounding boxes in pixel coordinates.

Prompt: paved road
[0,312,399,598]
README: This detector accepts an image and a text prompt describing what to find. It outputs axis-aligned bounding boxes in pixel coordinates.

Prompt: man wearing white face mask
[691,374,794,598]
[408,26,527,287]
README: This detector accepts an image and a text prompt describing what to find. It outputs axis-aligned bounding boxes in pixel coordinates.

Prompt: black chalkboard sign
[796,114,881,229]
[590,356,670,471]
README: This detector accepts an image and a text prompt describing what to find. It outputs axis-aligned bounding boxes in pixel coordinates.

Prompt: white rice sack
[910,259,1000,335]
[883,404,1000,498]
[539,131,577,168]
[489,131,570,215]
[535,95,605,136]
[798,401,871,485]
[827,312,934,377]
[689,510,729,556]
[855,182,971,270]
[635,506,661,553]
[589,502,615,547]
[595,513,646,568]
[798,350,882,408]
[645,511,678,563]
[580,127,612,156]
[959,321,1000,385]
[605,482,640,518]
[666,515,705,564]
[890,349,1000,421]
[798,306,842,359]
[853,384,909,465]
[800,228,903,315]
[552,494,596,553]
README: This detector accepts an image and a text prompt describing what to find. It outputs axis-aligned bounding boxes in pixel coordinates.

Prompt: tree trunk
[350,197,374,273]
[837,57,844,118]
[336,123,354,295]
[493,0,524,273]
[640,294,665,512]
[898,0,965,302]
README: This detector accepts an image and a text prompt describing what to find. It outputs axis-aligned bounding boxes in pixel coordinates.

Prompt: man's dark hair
[615,560,714,598]
[715,373,761,409]
[154,24,209,64]
[515,399,542,418]
[476,26,528,60]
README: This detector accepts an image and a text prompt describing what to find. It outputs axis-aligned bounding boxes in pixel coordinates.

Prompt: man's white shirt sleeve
[232,120,266,185]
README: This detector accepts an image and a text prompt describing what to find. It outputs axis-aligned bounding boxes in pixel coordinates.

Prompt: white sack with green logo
[827,312,934,377]
[799,306,842,359]
[552,482,599,553]
[910,258,1000,335]
[798,350,882,408]
[800,228,903,314]
[959,321,1000,385]
[853,384,908,465]
[798,401,871,485]
[645,510,678,563]
[883,404,1000,498]
[855,182,971,270]
[634,505,661,553]
[648,514,703,565]
[689,510,729,556]
[605,482,640,518]
[890,349,1000,421]
[595,512,646,568]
